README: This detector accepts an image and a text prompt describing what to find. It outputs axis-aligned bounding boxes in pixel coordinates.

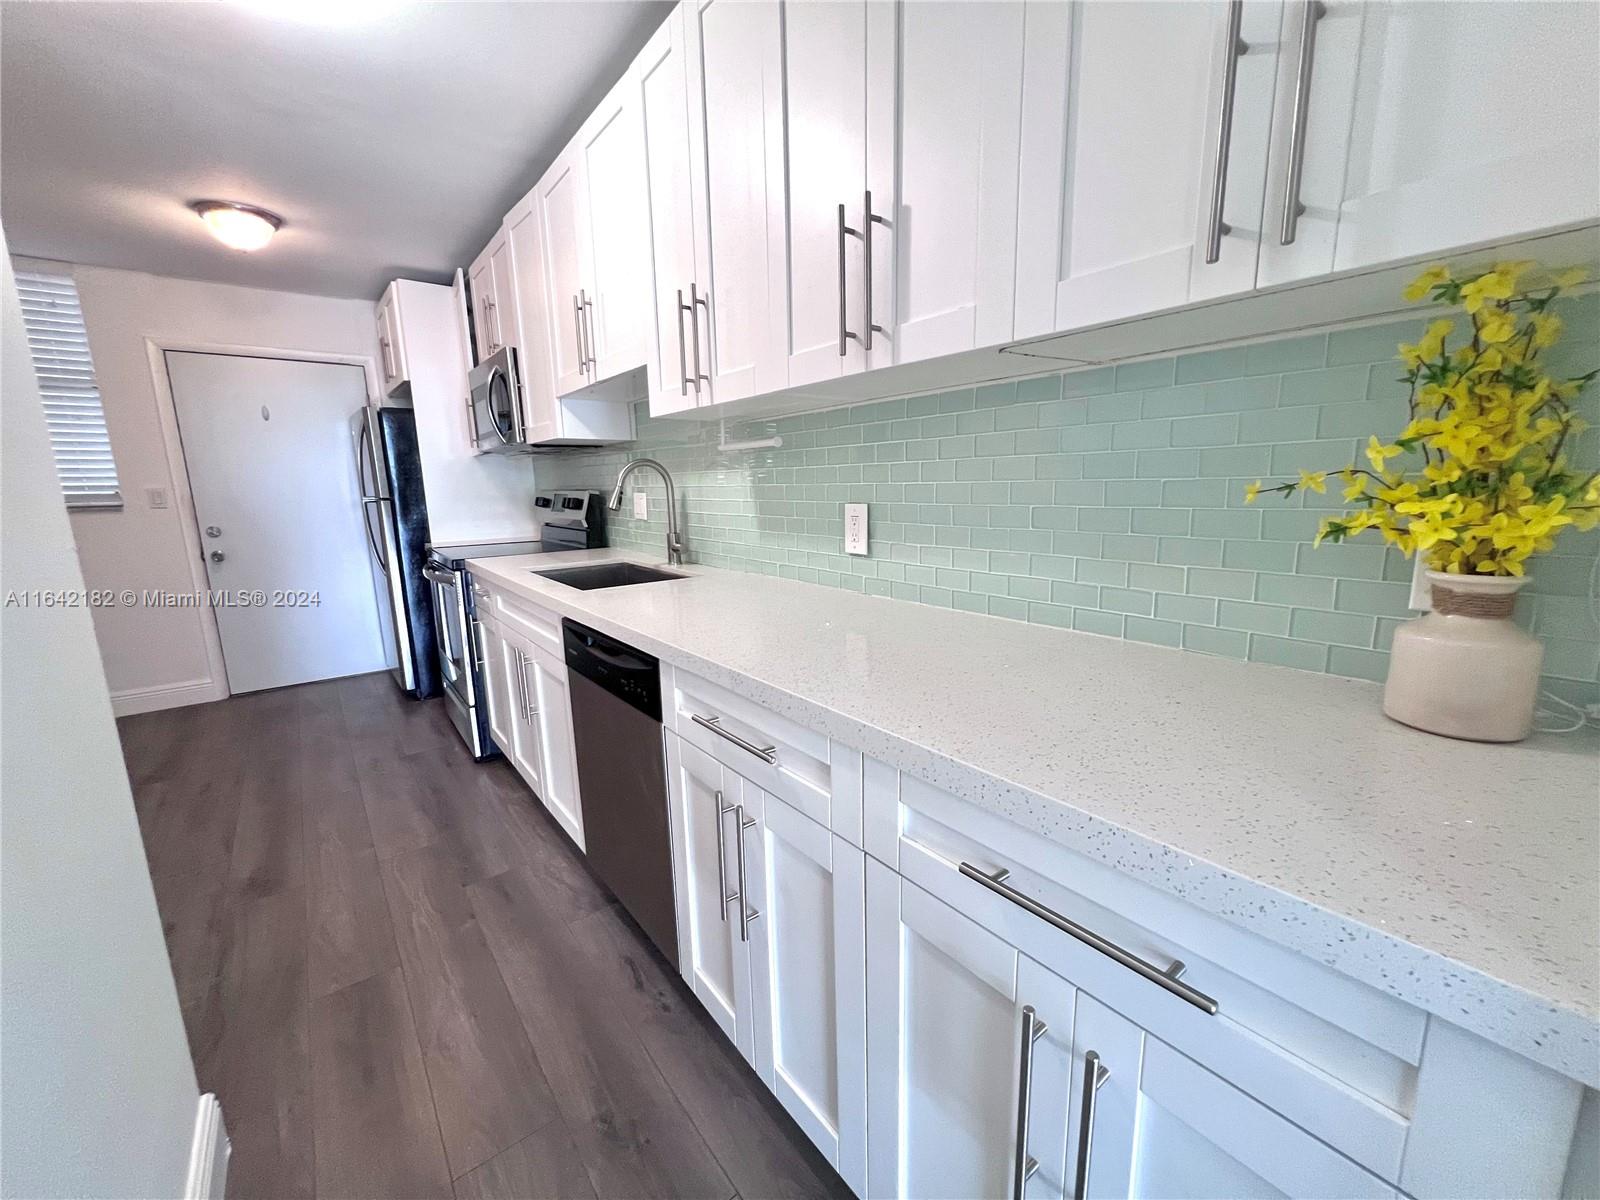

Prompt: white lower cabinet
[1070,994,1393,1200]
[524,645,584,850]
[500,629,544,799]
[864,863,1395,1200]
[865,861,1075,1200]
[665,730,868,1193]
[479,616,517,769]
[744,785,868,1193]
[667,732,751,1048]
[481,610,584,849]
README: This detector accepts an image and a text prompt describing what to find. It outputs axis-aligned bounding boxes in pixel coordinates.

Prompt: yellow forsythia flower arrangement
[1245,261,1598,575]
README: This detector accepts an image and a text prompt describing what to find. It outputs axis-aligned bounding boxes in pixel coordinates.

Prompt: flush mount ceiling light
[231,0,407,25]
[190,200,283,252]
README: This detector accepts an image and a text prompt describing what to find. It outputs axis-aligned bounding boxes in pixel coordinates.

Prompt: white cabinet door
[489,236,517,362]
[781,0,869,386]
[1260,0,1600,284]
[1069,993,1394,1200]
[376,284,408,396]
[498,627,544,798]
[478,617,515,760]
[505,193,559,444]
[875,0,1027,365]
[468,242,499,359]
[527,645,584,851]
[575,77,651,383]
[537,150,593,396]
[665,731,756,1058]
[637,8,703,416]
[684,0,788,404]
[1016,1,1280,336]
[865,863,1075,1200]
[743,787,868,1194]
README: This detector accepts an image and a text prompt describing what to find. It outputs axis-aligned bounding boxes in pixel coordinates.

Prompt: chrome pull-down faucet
[608,458,684,566]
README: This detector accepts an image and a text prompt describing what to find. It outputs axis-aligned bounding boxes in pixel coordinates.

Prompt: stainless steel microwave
[468,345,529,453]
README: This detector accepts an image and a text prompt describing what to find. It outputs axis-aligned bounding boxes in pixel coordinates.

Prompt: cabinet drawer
[491,588,563,658]
[667,668,863,844]
[870,768,1423,1183]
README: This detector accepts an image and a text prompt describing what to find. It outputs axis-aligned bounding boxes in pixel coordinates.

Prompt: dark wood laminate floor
[119,672,851,1200]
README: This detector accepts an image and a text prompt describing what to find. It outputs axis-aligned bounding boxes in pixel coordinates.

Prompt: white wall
[14,256,385,711]
[1,237,205,1199]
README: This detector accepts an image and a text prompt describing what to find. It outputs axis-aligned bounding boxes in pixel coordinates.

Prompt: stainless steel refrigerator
[352,406,439,698]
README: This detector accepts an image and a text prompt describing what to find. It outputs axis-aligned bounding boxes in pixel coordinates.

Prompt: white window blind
[15,270,122,509]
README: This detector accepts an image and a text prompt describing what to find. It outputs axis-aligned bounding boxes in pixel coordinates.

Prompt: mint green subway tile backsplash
[537,298,1600,706]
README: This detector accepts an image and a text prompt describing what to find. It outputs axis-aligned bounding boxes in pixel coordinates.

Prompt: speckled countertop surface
[469,548,1600,1085]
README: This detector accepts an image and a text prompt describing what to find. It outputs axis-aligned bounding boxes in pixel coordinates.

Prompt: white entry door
[166,352,388,694]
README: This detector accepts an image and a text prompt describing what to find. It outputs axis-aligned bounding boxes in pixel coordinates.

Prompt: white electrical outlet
[633,490,649,520]
[844,502,869,556]
[1408,555,1432,611]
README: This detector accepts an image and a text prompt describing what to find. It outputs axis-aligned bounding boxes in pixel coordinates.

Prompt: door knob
[209,550,225,563]
[205,525,222,538]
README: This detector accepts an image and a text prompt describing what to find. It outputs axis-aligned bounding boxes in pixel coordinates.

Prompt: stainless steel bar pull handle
[734,804,760,941]
[582,292,598,371]
[690,713,777,764]
[837,203,861,356]
[675,288,692,396]
[1279,0,1326,245]
[1011,1006,1048,1200]
[1072,1050,1110,1200]
[714,789,738,920]
[862,190,887,353]
[691,284,710,387]
[1204,0,1249,265]
[691,289,710,387]
[519,652,538,721]
[572,294,587,376]
[959,863,1219,1014]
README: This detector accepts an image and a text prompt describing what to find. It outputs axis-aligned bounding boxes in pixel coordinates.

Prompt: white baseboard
[111,678,226,717]
[184,1093,230,1200]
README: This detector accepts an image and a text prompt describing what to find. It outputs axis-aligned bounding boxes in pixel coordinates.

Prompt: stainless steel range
[425,491,605,759]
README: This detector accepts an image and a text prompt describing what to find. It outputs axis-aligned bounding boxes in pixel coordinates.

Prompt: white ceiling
[0,0,673,299]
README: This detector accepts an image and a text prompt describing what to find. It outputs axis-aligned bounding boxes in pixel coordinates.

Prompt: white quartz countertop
[468,548,1600,1085]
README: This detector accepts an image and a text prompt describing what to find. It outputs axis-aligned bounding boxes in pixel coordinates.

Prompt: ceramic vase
[1382,571,1542,742]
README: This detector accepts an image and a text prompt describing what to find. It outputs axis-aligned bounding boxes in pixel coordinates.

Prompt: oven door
[423,564,473,708]
[467,346,524,453]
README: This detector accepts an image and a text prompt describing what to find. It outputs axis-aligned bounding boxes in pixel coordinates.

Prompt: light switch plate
[844,502,869,556]
[145,486,168,510]
[633,490,648,520]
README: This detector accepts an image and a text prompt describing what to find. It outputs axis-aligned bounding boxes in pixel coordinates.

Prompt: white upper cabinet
[503,194,558,443]
[468,226,517,361]
[877,0,1027,365]
[780,0,870,386]
[574,77,652,382]
[683,0,789,405]
[375,281,409,396]
[1259,0,1600,285]
[1015,1,1282,338]
[536,150,594,396]
[637,9,703,415]
[535,67,653,397]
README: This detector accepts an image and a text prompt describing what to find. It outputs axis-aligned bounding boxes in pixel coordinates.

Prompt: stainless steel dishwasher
[562,619,678,970]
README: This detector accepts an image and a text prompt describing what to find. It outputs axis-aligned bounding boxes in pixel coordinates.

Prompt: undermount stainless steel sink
[533,562,686,591]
